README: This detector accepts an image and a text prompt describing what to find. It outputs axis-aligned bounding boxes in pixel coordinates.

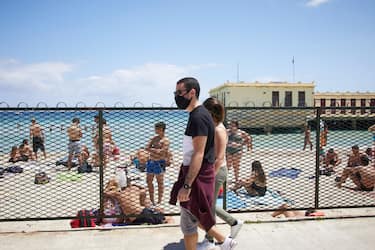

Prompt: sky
[0,0,374,107]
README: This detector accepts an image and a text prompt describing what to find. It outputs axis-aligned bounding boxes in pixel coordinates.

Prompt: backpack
[70,209,97,228]
[34,172,50,184]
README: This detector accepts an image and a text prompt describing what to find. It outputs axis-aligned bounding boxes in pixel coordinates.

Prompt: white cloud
[0,60,74,92]
[306,0,331,7]
[0,60,219,107]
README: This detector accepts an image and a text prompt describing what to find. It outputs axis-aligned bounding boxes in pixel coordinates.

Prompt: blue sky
[0,0,374,107]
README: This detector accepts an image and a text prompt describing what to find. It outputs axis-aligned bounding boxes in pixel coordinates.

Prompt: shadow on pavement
[164,239,185,250]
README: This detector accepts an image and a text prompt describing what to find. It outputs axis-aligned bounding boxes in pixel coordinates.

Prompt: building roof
[209,81,315,92]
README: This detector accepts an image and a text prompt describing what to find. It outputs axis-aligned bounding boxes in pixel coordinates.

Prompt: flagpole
[292,56,295,83]
[237,63,240,83]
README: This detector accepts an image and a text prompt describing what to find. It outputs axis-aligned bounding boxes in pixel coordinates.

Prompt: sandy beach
[1,146,374,222]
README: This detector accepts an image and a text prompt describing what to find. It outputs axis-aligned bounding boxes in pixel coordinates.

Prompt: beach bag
[70,209,96,228]
[116,167,127,189]
[6,166,23,173]
[34,172,50,184]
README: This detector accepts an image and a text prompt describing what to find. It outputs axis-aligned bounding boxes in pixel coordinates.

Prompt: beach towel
[216,190,248,210]
[57,172,82,182]
[236,188,294,206]
[269,167,302,179]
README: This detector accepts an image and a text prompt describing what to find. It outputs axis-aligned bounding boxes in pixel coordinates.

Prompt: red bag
[70,210,96,228]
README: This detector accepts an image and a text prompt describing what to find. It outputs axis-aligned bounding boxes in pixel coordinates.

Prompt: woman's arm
[214,125,227,174]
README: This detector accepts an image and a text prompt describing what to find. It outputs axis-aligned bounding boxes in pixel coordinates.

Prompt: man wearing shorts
[29,118,47,160]
[146,122,170,205]
[67,117,82,170]
[169,77,237,250]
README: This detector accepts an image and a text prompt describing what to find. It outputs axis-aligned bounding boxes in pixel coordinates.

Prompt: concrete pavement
[1,211,375,250]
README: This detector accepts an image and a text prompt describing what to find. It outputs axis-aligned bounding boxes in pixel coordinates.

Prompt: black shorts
[250,182,267,196]
[33,136,45,153]
[131,208,165,225]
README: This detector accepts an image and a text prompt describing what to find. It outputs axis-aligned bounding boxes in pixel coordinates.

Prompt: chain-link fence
[0,107,374,223]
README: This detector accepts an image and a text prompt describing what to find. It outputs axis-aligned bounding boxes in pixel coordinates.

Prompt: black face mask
[175,95,191,109]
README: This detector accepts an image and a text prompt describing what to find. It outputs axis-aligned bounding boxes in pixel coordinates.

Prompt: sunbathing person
[272,204,324,218]
[19,139,33,161]
[324,148,342,172]
[336,155,375,191]
[9,146,22,163]
[347,144,363,167]
[231,160,267,196]
[104,178,173,225]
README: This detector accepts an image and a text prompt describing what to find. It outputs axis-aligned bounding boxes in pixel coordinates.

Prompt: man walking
[170,77,237,250]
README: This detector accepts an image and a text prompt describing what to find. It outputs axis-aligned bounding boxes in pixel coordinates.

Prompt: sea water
[0,110,372,155]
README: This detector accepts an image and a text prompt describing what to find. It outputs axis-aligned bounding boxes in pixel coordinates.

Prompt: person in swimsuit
[369,124,375,165]
[146,122,170,205]
[67,117,83,170]
[226,120,252,183]
[9,146,22,163]
[93,118,114,168]
[336,155,375,191]
[231,160,267,197]
[324,148,342,172]
[303,124,313,151]
[104,178,173,225]
[29,118,47,160]
[132,147,150,172]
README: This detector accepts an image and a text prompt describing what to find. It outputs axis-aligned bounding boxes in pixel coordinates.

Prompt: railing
[0,106,374,223]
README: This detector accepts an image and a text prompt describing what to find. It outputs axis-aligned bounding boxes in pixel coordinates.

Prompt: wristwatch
[183,183,191,190]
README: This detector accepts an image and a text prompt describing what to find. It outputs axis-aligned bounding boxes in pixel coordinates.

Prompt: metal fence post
[315,107,321,209]
[98,110,104,221]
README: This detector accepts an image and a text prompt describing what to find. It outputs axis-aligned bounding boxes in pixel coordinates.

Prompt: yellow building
[208,81,315,107]
[314,92,375,116]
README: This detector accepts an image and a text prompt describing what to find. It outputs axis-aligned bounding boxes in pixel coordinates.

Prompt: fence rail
[0,106,374,223]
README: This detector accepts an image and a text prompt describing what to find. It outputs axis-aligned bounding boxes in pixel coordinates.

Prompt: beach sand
[1,147,374,221]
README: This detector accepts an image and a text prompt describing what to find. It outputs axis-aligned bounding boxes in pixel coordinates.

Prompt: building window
[371,99,375,114]
[340,99,346,114]
[298,91,305,107]
[361,98,366,114]
[272,91,279,107]
[330,98,336,114]
[285,91,292,107]
[351,99,356,114]
[321,99,326,114]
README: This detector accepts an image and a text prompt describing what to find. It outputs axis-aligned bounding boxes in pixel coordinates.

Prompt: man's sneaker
[197,238,216,250]
[219,236,238,250]
[230,219,243,238]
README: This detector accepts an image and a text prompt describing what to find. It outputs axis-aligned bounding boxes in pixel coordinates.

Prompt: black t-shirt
[184,105,215,164]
